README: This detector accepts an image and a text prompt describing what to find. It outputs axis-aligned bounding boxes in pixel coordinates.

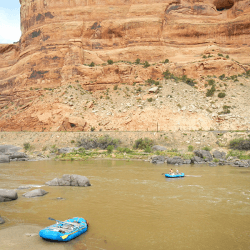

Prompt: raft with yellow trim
[39,217,88,242]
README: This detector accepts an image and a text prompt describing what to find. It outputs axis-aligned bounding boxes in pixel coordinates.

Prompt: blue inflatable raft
[165,173,185,178]
[39,217,88,242]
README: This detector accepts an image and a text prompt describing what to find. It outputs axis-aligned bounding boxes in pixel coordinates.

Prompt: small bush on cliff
[135,58,141,64]
[219,74,225,80]
[202,146,211,151]
[145,78,159,85]
[206,85,216,97]
[89,62,95,67]
[163,59,169,63]
[229,138,250,150]
[143,61,150,68]
[188,145,194,152]
[207,79,215,85]
[133,138,153,150]
[218,92,226,98]
[107,59,114,65]
[23,143,32,151]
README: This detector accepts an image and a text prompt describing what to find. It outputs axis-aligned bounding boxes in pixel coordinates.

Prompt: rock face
[46,174,91,187]
[22,189,48,198]
[0,189,18,202]
[0,0,250,132]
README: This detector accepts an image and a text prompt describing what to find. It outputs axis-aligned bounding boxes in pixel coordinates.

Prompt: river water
[0,160,250,250]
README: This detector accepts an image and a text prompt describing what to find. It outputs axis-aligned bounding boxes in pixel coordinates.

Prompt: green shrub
[229,138,250,150]
[213,158,219,162]
[219,74,225,80]
[117,147,133,154]
[227,150,250,159]
[147,98,153,102]
[50,145,58,153]
[207,79,215,85]
[107,59,113,65]
[135,58,140,64]
[89,62,95,67]
[202,146,211,151]
[133,138,153,150]
[107,145,114,154]
[188,145,194,152]
[144,146,152,153]
[206,85,216,97]
[163,59,169,63]
[91,126,95,132]
[143,61,150,68]
[113,85,118,90]
[145,78,160,85]
[23,143,31,151]
[218,92,226,98]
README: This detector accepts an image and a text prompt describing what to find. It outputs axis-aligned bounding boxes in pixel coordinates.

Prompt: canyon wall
[0,0,250,131]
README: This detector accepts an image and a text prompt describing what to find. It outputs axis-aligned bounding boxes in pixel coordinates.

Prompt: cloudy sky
[0,1,21,44]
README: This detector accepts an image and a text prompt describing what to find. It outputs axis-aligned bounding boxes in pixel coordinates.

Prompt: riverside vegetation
[22,136,250,165]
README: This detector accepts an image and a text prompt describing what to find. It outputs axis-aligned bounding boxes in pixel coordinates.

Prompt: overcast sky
[0,0,21,44]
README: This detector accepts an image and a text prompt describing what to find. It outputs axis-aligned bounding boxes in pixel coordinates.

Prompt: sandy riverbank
[0,225,70,250]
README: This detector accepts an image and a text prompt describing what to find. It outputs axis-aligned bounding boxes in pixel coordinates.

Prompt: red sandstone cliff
[0,0,249,131]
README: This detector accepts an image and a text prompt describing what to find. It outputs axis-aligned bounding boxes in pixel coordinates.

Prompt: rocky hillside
[0,66,249,131]
[0,0,250,131]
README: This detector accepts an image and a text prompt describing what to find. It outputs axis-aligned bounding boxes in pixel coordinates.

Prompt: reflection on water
[0,160,250,250]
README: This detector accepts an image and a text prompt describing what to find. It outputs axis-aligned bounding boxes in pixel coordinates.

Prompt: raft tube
[39,217,88,242]
[165,173,185,178]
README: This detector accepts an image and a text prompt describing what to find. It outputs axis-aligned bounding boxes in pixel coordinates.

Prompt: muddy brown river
[0,160,250,250]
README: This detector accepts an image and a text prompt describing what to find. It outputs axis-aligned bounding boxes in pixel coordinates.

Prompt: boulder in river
[23,189,48,198]
[46,174,91,187]
[0,189,18,202]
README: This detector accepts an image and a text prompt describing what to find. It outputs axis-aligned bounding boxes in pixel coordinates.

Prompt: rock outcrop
[0,0,250,132]
[0,145,29,163]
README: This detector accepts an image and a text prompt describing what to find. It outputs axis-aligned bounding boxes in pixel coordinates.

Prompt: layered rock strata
[0,0,250,131]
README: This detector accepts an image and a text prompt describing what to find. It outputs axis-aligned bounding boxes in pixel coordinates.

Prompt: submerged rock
[23,189,48,198]
[0,189,18,202]
[46,174,91,187]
